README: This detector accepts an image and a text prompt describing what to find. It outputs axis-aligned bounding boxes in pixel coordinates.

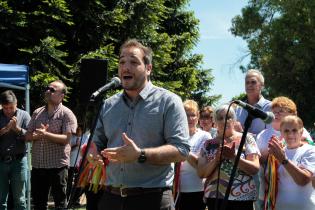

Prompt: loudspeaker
[79,59,108,104]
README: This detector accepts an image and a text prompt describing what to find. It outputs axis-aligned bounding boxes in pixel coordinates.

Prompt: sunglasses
[45,86,65,93]
[45,86,56,93]
[216,116,233,122]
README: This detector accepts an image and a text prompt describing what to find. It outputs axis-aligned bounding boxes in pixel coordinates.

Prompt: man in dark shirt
[0,90,31,210]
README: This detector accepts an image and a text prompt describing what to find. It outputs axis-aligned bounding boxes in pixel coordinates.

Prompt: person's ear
[145,64,152,75]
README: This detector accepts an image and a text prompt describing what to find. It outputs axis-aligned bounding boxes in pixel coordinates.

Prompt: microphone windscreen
[264,112,275,124]
[111,77,121,88]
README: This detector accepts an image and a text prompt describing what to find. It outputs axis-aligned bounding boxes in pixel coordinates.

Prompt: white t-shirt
[302,128,313,142]
[179,128,211,192]
[256,127,281,200]
[257,127,281,154]
[276,144,315,210]
[70,132,90,167]
[256,127,314,200]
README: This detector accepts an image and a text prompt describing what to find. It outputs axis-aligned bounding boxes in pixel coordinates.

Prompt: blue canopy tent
[0,64,30,110]
[0,63,31,210]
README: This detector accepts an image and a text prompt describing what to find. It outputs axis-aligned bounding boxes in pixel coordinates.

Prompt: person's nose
[287,130,295,137]
[121,61,133,72]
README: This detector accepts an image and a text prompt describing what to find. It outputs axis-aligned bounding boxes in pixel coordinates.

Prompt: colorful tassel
[264,154,279,210]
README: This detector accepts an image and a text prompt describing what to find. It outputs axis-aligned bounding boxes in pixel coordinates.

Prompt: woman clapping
[268,115,315,210]
[197,104,260,210]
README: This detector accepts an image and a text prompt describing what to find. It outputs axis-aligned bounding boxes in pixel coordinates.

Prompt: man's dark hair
[0,90,17,105]
[120,39,153,65]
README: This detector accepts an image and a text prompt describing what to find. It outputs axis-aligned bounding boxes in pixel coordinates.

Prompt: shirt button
[120,168,123,171]
[128,122,131,126]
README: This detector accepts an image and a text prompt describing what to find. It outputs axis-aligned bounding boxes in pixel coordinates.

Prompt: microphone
[234,100,275,123]
[90,77,121,99]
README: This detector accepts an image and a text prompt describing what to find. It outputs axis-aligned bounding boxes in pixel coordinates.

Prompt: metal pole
[25,83,31,210]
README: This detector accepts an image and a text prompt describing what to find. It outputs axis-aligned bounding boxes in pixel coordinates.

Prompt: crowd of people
[0,39,314,210]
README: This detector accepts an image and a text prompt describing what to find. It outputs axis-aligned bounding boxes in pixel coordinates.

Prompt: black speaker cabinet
[79,59,108,104]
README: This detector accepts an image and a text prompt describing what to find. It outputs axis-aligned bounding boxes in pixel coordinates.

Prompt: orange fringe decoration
[264,154,279,210]
[77,143,108,193]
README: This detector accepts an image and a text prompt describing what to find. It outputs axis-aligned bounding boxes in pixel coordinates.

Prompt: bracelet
[281,158,289,165]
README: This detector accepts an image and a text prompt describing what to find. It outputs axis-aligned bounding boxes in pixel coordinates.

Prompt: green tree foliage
[230,0,315,127]
[0,0,219,117]
[232,92,246,102]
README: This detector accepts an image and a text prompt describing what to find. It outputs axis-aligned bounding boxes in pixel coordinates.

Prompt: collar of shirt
[122,81,153,105]
[246,95,268,109]
[44,103,62,119]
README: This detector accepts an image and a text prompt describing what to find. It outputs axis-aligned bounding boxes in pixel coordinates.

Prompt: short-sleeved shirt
[235,96,271,135]
[201,135,260,201]
[0,108,31,155]
[256,127,281,155]
[70,132,89,167]
[256,127,281,200]
[92,82,190,188]
[256,127,315,200]
[180,128,211,192]
[28,104,77,168]
[276,144,315,210]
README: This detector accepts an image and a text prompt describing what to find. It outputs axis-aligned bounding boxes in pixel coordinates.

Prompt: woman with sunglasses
[197,104,260,210]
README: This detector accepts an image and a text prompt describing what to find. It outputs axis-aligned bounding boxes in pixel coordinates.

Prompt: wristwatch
[137,149,147,163]
[281,158,289,165]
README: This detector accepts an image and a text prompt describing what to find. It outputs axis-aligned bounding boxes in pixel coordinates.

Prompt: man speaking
[92,39,190,210]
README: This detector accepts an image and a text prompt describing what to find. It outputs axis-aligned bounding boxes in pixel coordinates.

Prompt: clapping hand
[0,126,11,135]
[222,142,236,161]
[0,116,19,136]
[101,132,141,163]
[32,123,49,140]
[268,136,286,162]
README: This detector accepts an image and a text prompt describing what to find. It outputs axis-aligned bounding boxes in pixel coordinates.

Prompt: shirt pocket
[138,111,161,129]
[47,119,63,134]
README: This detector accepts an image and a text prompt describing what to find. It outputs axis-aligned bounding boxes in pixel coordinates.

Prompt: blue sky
[188,0,250,104]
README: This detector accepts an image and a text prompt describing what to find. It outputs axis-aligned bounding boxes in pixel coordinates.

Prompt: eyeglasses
[45,86,65,94]
[282,128,300,134]
[200,115,213,120]
[45,86,57,93]
[245,80,258,85]
[216,116,233,122]
[272,108,291,116]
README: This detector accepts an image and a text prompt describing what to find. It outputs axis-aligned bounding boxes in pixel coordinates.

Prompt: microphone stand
[219,114,253,210]
[67,95,105,209]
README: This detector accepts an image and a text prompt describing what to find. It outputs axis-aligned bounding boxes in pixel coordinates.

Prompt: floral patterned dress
[200,135,260,201]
